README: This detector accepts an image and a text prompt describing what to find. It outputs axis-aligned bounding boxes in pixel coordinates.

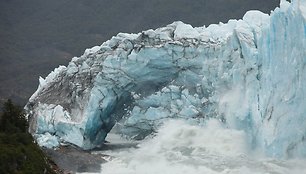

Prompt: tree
[0,99,28,133]
[0,100,57,174]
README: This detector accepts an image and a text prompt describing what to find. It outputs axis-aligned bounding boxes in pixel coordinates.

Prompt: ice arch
[27,0,306,158]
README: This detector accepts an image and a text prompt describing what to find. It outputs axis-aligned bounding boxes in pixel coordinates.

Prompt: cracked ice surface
[27,0,306,158]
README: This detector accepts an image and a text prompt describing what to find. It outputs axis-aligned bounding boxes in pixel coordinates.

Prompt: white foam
[84,120,306,174]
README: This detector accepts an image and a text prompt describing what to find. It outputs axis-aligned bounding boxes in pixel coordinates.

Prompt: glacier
[26,0,306,158]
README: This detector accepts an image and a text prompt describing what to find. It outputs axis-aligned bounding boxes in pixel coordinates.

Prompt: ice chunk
[174,21,200,39]
[36,133,59,149]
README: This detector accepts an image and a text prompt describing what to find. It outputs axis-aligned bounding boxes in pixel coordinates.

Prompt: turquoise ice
[26,0,306,158]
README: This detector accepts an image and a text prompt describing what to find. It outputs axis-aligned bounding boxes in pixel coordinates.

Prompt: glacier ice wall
[26,0,306,158]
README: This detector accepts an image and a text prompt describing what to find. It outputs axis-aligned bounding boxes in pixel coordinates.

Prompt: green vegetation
[0,100,56,174]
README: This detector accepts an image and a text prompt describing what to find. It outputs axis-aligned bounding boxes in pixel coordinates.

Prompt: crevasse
[26,0,306,158]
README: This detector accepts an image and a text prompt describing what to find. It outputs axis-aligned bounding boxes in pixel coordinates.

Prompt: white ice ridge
[26,0,306,158]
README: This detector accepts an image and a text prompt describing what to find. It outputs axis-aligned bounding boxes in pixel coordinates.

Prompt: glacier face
[26,0,306,158]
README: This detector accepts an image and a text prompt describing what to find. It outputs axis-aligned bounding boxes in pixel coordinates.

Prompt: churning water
[81,119,306,174]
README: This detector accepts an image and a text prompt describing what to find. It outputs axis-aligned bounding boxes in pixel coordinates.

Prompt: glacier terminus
[26,0,306,159]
